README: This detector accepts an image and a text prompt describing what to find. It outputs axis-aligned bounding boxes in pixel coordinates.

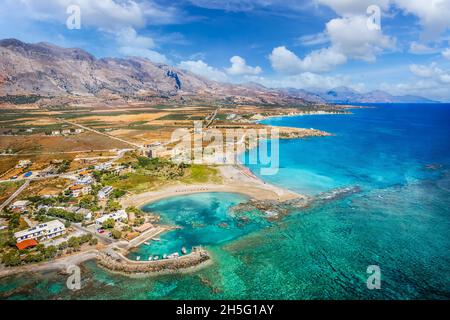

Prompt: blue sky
[0,0,450,101]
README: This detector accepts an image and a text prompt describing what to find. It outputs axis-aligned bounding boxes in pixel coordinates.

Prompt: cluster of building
[14,219,66,250]
[95,209,128,226]
[67,170,94,198]
[50,128,84,136]
[10,200,31,213]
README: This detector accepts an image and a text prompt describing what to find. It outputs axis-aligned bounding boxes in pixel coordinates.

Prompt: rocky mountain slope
[0,39,309,106]
[0,39,437,105]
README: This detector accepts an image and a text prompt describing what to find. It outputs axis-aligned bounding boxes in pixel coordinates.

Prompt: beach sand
[121,164,304,209]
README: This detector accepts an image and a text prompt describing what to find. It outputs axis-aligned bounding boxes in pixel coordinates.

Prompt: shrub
[102,218,115,229]
[111,229,122,240]
[1,250,21,267]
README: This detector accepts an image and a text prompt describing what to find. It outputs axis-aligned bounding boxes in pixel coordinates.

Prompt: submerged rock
[230,186,361,220]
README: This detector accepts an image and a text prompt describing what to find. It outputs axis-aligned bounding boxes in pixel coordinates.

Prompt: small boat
[148,256,153,261]
[181,247,187,254]
[152,238,161,241]
[163,254,167,259]
[144,241,150,245]
[136,256,141,261]
[153,256,159,261]
[167,252,179,259]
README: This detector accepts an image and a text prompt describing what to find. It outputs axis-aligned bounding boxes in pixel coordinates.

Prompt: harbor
[97,246,210,276]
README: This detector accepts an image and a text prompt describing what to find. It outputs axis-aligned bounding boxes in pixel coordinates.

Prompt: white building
[95,210,128,226]
[95,162,112,171]
[69,185,92,198]
[76,175,94,185]
[14,220,66,242]
[16,159,31,168]
[98,186,113,199]
[10,200,31,212]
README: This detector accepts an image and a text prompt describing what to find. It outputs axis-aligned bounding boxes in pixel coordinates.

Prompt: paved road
[59,119,142,149]
[0,149,115,156]
[71,223,114,245]
[205,106,221,128]
[0,180,30,211]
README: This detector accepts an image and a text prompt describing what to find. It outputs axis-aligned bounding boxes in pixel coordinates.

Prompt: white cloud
[270,15,395,74]
[296,32,330,46]
[114,27,168,64]
[16,0,179,30]
[394,0,450,40]
[409,63,450,84]
[116,27,154,48]
[119,47,168,64]
[225,56,262,75]
[442,48,450,60]
[188,0,313,13]
[409,41,440,54]
[177,60,228,82]
[326,15,396,62]
[269,46,347,73]
[314,0,390,16]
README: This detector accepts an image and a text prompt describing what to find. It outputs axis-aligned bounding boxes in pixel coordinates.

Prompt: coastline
[0,249,98,279]
[0,113,337,280]
[121,165,305,210]
[254,104,374,123]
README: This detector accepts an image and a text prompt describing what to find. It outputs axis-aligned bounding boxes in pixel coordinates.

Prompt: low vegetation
[98,154,220,193]
[0,95,42,104]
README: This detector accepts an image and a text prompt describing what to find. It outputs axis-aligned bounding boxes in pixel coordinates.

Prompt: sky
[0,0,449,101]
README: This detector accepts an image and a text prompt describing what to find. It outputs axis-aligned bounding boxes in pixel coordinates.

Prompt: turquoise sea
[1,104,449,299]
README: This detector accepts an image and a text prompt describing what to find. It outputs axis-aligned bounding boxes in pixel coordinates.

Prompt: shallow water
[1,104,449,299]
[128,192,266,259]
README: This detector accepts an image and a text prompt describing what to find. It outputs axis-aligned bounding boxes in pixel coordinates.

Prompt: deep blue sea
[1,104,449,299]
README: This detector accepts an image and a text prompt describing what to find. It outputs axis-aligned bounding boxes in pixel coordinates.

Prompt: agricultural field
[16,178,72,200]
[0,181,25,203]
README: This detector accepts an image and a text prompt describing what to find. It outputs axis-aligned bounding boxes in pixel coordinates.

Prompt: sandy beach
[121,164,304,209]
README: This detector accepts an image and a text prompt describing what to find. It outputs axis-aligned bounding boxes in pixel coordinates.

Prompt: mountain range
[0,39,438,105]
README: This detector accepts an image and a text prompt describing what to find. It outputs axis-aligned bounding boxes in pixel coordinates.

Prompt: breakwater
[97,246,210,275]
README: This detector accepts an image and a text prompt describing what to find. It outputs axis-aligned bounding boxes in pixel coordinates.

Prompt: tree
[58,241,68,251]
[111,229,122,240]
[24,253,43,263]
[42,245,57,259]
[106,200,121,212]
[67,236,81,248]
[102,218,115,229]
[2,250,21,267]
[111,189,126,199]
[8,212,20,230]
[133,217,145,227]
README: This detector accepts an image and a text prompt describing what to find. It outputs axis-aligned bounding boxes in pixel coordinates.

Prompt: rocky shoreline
[231,186,361,220]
